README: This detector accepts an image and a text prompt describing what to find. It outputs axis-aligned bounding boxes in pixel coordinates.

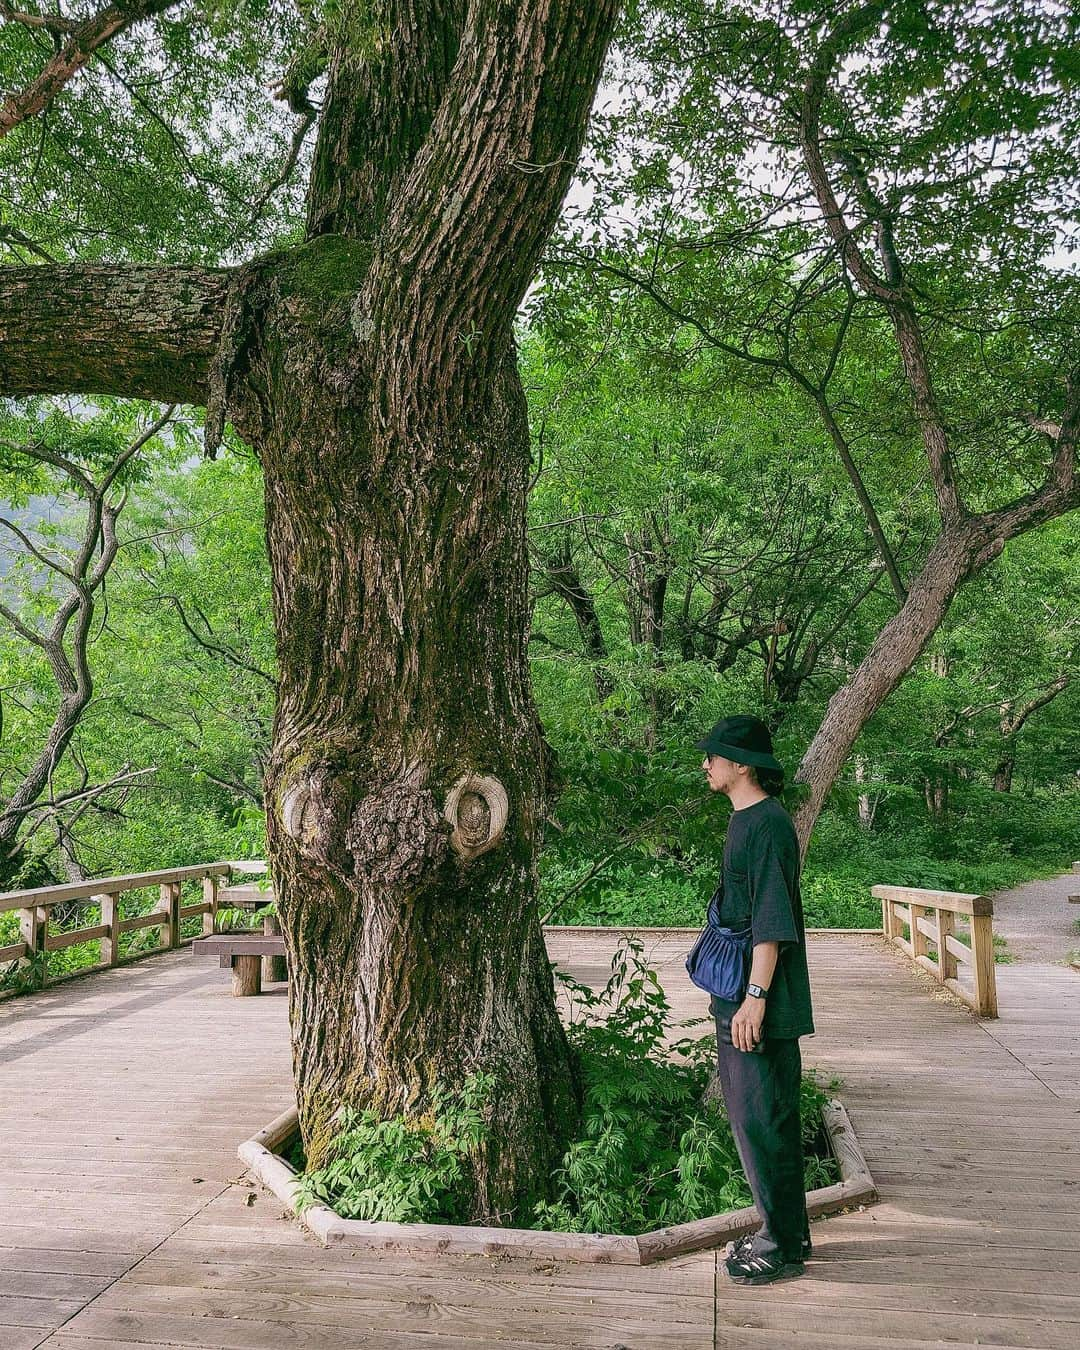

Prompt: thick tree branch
[0,263,231,402]
[799,3,965,527]
[1000,675,1071,737]
[366,0,620,380]
[0,0,179,137]
[306,0,466,240]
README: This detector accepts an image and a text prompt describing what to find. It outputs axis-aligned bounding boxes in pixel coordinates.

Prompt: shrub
[295,938,840,1234]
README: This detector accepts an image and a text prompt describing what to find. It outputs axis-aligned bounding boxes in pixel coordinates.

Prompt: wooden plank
[934,907,961,982]
[178,902,212,919]
[0,941,27,962]
[0,864,234,914]
[117,911,169,936]
[100,893,119,968]
[191,936,285,958]
[17,904,45,991]
[45,924,110,952]
[0,1271,113,1302]
[74,1282,715,1346]
[0,1328,54,1350]
[0,1295,84,1329]
[128,1252,714,1302]
[201,875,219,937]
[163,882,181,950]
[969,910,998,1017]
[0,1246,135,1278]
[46,1320,575,1350]
[135,1245,713,1296]
[870,884,992,917]
[944,933,971,964]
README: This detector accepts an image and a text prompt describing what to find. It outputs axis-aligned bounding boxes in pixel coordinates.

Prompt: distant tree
[0,403,174,885]
[542,0,1080,851]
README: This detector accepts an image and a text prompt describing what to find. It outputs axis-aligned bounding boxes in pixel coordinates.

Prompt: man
[695,713,815,1286]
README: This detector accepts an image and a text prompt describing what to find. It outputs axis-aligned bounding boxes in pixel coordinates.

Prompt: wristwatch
[746,983,768,1000]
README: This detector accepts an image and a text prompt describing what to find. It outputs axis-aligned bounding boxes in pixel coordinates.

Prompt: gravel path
[988,863,1080,964]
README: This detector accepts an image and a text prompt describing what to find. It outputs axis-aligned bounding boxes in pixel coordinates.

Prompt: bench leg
[262,914,287,983]
[232,954,262,997]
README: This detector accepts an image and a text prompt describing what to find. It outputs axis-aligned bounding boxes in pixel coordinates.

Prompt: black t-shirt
[709,794,815,1040]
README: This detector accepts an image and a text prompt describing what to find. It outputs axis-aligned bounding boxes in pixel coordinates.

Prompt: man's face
[702,753,741,794]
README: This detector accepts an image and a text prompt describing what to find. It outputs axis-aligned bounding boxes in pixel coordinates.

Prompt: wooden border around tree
[238,1097,876,1266]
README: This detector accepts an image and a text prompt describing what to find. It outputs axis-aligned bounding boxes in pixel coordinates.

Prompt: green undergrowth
[294,938,841,1234]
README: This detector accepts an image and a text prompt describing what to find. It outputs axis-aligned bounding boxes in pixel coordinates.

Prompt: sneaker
[724,1245,805,1285]
[727,1231,812,1263]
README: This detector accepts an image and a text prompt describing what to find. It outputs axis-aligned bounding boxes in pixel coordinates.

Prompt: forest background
[1,1,1078,980]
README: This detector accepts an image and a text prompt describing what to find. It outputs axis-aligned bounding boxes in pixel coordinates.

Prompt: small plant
[293,1072,495,1224]
[536,937,838,1233]
[293,940,841,1234]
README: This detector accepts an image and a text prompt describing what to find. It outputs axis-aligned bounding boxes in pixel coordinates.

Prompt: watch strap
[746,982,767,999]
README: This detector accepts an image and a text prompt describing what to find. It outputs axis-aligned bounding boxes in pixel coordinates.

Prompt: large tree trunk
[0,0,619,1222]
[543,542,613,701]
[254,304,573,1218]
[991,754,1015,794]
[217,2,619,1222]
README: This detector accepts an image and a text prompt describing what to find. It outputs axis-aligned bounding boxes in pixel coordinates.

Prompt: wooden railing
[0,860,267,996]
[872,884,997,1018]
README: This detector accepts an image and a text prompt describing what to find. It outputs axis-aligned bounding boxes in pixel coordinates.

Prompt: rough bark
[0,263,230,402]
[0,0,619,1220]
[223,2,620,1220]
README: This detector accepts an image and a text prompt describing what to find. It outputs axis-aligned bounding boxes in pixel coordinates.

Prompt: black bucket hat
[695,714,783,773]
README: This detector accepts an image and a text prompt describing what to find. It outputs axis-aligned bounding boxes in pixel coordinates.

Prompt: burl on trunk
[218,5,619,1222]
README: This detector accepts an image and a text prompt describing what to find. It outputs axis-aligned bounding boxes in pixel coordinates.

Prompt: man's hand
[731,995,766,1052]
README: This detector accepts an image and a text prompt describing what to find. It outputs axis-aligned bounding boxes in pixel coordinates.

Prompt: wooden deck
[1,874,1078,1349]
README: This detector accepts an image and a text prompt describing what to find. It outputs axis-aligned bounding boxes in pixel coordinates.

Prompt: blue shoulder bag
[685,885,753,1002]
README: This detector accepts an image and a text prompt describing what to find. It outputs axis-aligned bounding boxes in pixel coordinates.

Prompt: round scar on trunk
[444,774,509,860]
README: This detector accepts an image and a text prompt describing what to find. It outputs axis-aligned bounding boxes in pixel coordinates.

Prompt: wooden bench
[216,884,286,982]
[191,934,287,996]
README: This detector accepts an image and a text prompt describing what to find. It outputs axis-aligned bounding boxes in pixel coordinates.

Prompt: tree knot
[278,763,355,874]
[444,775,509,861]
[346,781,449,887]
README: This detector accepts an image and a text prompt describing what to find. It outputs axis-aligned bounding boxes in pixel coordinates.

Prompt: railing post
[162,882,181,950]
[881,895,895,941]
[938,907,958,981]
[910,902,929,962]
[100,893,120,967]
[19,904,46,990]
[202,874,219,936]
[969,906,998,1018]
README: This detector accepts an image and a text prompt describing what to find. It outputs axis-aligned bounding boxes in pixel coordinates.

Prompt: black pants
[714,1026,809,1262]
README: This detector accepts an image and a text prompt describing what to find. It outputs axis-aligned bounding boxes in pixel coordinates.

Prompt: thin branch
[0,514,75,581]
[0,0,180,137]
[798,3,965,526]
[155,593,276,687]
